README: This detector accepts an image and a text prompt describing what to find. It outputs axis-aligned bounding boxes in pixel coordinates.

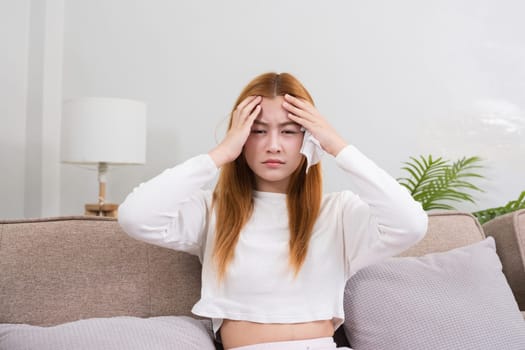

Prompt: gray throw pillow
[0,316,215,350]
[343,237,525,350]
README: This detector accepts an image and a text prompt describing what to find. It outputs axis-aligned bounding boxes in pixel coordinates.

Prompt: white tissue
[300,129,324,172]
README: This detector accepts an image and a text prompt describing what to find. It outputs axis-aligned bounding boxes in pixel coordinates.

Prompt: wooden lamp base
[84,168,119,218]
[85,203,119,218]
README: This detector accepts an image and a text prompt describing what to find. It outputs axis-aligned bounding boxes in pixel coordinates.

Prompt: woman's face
[242,96,304,193]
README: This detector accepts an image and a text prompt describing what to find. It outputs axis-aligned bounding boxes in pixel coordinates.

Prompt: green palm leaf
[472,190,525,224]
[398,155,484,211]
[398,155,448,196]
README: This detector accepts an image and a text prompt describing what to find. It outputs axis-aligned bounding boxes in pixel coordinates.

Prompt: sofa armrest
[482,209,525,310]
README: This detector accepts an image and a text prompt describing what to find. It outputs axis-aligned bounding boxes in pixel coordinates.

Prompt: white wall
[24,0,63,218]
[2,1,524,219]
[0,1,30,219]
[0,0,63,220]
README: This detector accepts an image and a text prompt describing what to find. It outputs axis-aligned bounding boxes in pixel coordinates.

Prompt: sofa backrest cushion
[0,212,485,326]
[0,216,201,326]
[400,211,485,257]
[482,209,525,309]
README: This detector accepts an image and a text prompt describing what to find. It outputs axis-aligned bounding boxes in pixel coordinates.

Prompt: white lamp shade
[61,97,147,165]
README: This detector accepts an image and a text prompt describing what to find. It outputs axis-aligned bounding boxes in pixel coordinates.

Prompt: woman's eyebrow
[253,120,300,127]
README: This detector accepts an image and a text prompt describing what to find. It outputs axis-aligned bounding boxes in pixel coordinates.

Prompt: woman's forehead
[257,96,294,125]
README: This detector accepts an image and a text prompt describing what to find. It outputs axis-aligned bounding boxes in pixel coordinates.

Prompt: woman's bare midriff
[220,319,335,349]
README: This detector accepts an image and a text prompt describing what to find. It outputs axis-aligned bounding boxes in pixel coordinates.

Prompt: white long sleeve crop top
[118,145,428,334]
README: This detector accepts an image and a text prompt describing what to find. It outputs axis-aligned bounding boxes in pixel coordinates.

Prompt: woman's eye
[251,129,266,134]
[282,130,300,134]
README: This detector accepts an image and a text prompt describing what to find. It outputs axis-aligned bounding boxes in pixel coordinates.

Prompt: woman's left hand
[282,94,347,157]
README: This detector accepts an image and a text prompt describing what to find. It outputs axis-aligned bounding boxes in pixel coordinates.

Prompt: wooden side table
[85,203,119,218]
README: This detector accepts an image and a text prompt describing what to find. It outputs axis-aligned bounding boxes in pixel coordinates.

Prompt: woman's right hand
[209,95,262,167]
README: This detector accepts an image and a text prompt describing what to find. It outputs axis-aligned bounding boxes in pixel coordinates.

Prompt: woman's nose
[266,131,282,153]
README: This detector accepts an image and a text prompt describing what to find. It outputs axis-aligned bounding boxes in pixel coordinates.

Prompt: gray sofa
[1,210,525,349]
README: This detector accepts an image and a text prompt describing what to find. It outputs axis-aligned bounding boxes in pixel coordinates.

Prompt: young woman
[118,72,428,350]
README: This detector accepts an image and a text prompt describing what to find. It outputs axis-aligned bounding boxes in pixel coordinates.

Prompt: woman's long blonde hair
[212,72,322,280]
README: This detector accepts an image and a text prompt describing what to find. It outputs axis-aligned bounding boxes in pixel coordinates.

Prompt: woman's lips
[263,159,285,168]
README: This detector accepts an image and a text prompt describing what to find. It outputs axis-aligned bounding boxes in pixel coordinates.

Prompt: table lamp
[61,97,147,217]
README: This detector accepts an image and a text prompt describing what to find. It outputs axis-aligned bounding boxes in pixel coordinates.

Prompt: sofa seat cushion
[343,237,525,350]
[0,316,215,350]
